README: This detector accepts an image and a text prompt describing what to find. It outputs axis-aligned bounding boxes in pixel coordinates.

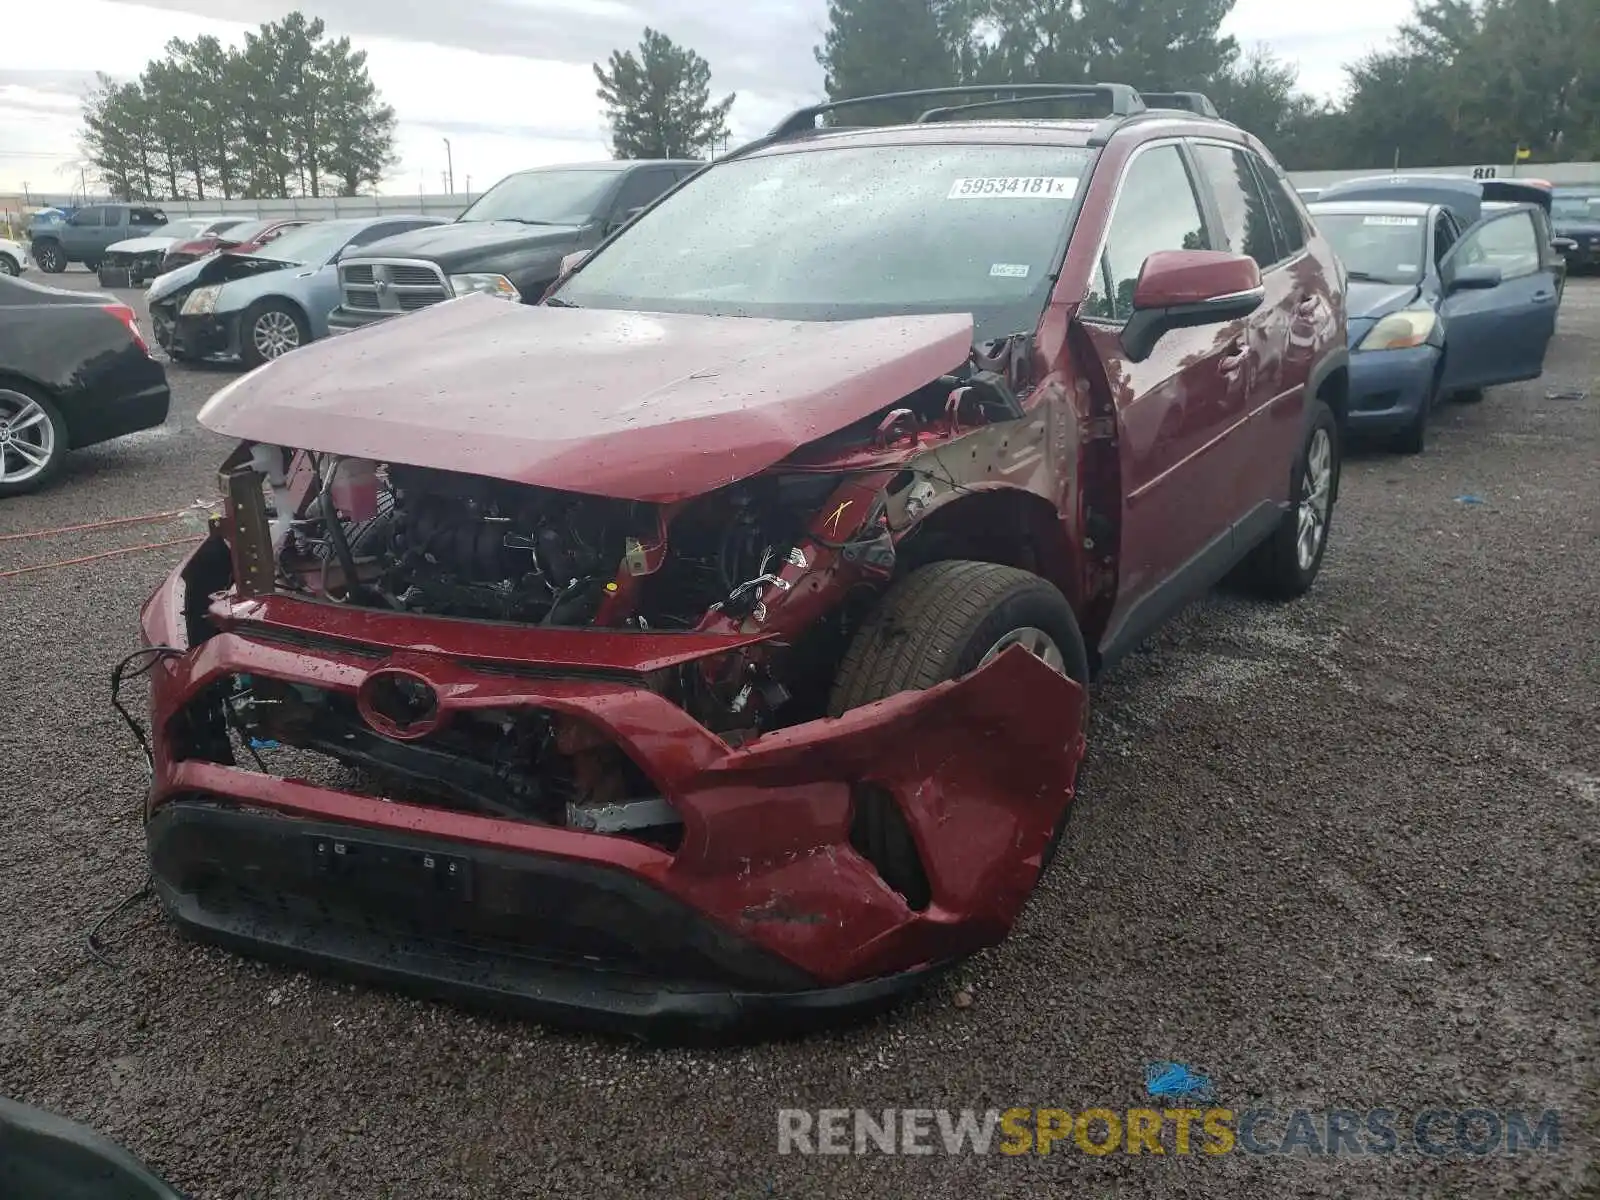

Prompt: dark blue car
[1308,177,1561,453]
[1552,188,1600,270]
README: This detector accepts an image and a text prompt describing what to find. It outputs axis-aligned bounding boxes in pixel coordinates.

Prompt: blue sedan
[145,214,446,369]
[1308,192,1561,453]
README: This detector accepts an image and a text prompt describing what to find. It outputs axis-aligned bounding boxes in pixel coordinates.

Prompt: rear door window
[1191,143,1277,269]
[1083,144,1210,323]
[73,207,105,227]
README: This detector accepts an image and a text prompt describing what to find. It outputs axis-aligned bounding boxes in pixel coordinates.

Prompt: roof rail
[766,84,1145,139]
[1139,91,1220,118]
[917,89,1141,123]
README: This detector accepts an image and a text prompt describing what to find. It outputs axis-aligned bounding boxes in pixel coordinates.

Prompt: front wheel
[1390,368,1439,456]
[33,242,65,273]
[0,254,18,277]
[1239,399,1340,599]
[829,561,1091,887]
[239,300,309,368]
[0,383,69,496]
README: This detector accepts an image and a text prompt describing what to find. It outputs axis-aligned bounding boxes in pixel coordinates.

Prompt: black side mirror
[1448,263,1503,293]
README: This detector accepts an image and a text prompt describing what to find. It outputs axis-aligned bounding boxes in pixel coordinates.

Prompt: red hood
[198,296,973,502]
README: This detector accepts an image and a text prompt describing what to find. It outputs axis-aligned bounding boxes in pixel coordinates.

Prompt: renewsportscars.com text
[777,1107,1561,1157]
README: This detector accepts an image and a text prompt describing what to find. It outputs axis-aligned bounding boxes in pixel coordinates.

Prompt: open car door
[1439,206,1559,392]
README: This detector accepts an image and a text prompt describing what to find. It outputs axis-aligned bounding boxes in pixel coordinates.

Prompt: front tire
[829,561,1091,883]
[1239,398,1339,599]
[239,300,309,368]
[0,254,18,277]
[0,383,69,496]
[33,241,65,273]
[1391,368,1438,456]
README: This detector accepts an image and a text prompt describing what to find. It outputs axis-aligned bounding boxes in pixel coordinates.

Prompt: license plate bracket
[306,833,474,901]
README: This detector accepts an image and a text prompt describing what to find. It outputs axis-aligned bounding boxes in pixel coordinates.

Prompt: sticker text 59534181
[948,177,1078,200]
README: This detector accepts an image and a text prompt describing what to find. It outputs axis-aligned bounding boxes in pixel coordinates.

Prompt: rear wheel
[83,257,101,273]
[0,383,68,496]
[1239,398,1339,599]
[829,561,1090,884]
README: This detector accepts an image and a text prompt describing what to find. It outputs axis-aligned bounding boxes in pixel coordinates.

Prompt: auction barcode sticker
[948,177,1078,200]
[1363,215,1421,226]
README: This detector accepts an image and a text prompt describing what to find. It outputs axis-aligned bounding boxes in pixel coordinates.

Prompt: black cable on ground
[86,875,154,969]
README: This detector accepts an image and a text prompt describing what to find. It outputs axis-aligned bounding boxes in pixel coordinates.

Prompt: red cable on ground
[0,537,201,580]
[0,506,203,544]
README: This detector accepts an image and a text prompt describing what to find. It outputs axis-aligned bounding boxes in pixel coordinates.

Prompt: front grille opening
[848,783,931,911]
[177,675,683,851]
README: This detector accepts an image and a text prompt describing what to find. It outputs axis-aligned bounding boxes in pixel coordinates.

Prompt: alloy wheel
[252,310,302,360]
[1296,427,1333,571]
[0,389,57,485]
[980,626,1067,673]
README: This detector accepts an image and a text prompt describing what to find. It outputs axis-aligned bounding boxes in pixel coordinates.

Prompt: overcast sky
[0,0,1408,199]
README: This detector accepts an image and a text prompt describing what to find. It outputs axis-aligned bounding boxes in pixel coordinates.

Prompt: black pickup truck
[326,160,699,332]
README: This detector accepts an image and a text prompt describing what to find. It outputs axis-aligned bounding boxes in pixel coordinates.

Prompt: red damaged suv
[158,216,311,274]
[135,85,1347,1038]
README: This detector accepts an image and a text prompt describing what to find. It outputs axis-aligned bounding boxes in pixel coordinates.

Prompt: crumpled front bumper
[138,549,1086,1038]
[149,299,241,361]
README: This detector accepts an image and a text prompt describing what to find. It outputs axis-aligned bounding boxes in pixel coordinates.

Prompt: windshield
[217,218,277,243]
[154,218,218,240]
[552,144,1093,339]
[1314,212,1429,284]
[458,170,621,225]
[1553,194,1600,221]
[246,221,352,266]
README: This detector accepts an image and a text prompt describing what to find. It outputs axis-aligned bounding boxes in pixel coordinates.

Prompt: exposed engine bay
[272,458,846,631]
[181,350,1052,839]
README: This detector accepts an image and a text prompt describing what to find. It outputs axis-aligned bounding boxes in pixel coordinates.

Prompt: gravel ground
[1,270,1595,1199]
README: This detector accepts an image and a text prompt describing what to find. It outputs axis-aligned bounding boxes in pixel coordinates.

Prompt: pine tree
[594,29,735,159]
[815,0,961,122]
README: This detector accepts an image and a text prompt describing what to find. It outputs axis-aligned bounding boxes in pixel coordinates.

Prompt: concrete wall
[6,159,1600,237]
[0,192,479,237]
[1288,162,1600,189]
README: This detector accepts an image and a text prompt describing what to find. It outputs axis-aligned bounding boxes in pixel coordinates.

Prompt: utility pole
[442,137,454,194]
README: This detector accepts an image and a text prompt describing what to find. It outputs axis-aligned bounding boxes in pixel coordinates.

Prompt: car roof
[1307,199,1437,217]
[311,214,438,230]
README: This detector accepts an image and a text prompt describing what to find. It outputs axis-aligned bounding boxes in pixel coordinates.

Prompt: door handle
[1532,290,1554,303]
[1294,297,1318,316]
[1219,345,1248,373]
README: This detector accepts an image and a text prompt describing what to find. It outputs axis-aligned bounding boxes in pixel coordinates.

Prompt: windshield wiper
[543,296,580,308]
[1344,270,1393,283]
[498,218,559,226]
